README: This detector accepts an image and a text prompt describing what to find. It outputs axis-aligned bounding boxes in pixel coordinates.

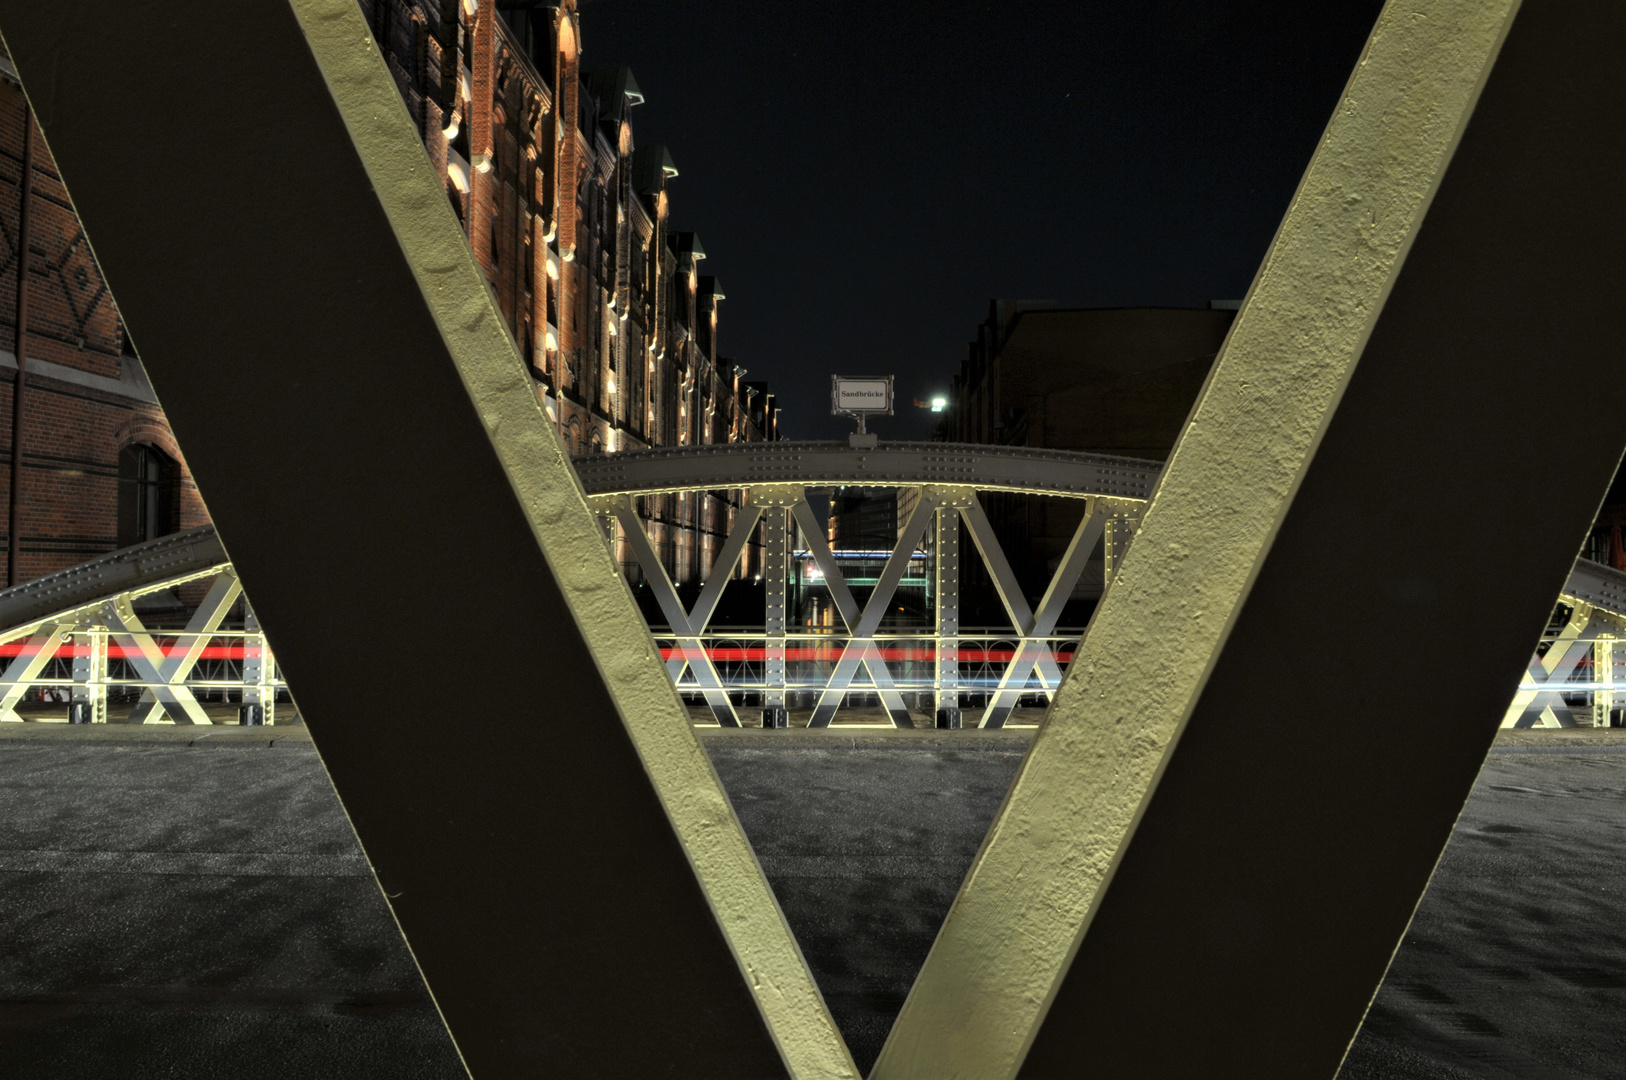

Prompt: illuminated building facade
[364,0,778,585]
[0,3,776,591]
[0,55,208,589]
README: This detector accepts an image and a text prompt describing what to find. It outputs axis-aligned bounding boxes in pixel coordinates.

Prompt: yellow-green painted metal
[873,1,1523,1076]
[286,5,855,1075]
[0,1,854,1075]
[276,15,856,1072]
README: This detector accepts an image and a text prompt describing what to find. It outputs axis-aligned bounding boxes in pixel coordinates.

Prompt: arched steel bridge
[1,440,1621,731]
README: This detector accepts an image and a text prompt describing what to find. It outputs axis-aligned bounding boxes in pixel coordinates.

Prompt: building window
[413,17,430,137]
[117,443,177,547]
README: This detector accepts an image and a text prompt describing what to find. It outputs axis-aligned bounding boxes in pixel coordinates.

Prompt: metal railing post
[1594,635,1615,728]
[934,501,961,728]
[240,602,271,726]
[68,628,106,724]
[762,497,789,728]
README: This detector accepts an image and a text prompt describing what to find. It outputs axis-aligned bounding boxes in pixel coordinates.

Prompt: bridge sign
[831,374,893,438]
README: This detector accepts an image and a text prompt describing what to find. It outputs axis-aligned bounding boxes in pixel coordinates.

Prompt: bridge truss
[0,526,281,725]
[0,441,1619,731]
[577,441,1626,731]
[577,442,1154,729]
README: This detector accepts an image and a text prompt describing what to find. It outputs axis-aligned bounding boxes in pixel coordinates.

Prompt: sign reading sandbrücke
[831,375,893,419]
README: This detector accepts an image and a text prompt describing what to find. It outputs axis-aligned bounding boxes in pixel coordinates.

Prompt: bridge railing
[0,555,285,726]
[651,630,1085,718]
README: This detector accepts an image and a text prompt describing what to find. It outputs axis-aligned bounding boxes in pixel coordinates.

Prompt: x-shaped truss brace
[612,495,764,727]
[101,568,243,725]
[973,500,1106,728]
[1503,602,1605,728]
[798,493,930,728]
[0,622,68,722]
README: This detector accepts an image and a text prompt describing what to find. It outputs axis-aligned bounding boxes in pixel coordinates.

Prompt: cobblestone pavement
[0,730,1621,1077]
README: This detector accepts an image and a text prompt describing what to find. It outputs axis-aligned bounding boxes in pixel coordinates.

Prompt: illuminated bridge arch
[575,441,1164,729]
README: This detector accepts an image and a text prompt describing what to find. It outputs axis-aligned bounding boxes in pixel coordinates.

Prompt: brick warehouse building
[0,56,209,587]
[365,0,779,585]
[0,1,776,591]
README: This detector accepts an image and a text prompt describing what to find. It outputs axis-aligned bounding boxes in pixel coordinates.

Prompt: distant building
[940,300,1237,622]
[943,300,1235,457]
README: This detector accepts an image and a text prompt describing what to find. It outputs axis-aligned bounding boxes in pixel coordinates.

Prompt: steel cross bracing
[0,531,283,725]
[0,492,1623,731]
[1504,560,1626,729]
[584,441,1626,731]
[586,446,1148,728]
[2,493,1624,733]
[625,487,1113,730]
[611,493,766,726]
[582,442,1155,727]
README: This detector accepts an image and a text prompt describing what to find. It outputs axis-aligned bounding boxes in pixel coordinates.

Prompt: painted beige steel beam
[876,1,1626,1077]
[0,3,854,1077]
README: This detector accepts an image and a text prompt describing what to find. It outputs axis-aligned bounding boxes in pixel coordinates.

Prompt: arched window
[117,443,177,547]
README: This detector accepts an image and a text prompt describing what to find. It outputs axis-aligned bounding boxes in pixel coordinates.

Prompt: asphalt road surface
[0,732,1621,1077]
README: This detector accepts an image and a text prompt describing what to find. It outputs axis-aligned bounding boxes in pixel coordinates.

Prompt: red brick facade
[0,68,206,586]
[0,4,775,592]
[364,0,779,585]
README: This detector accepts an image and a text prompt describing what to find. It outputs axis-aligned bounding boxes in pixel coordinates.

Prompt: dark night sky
[581,1,1387,440]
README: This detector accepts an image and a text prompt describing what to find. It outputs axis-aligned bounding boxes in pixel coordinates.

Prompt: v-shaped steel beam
[6,1,1622,1078]
[0,3,854,1076]
[876,1,1626,1076]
